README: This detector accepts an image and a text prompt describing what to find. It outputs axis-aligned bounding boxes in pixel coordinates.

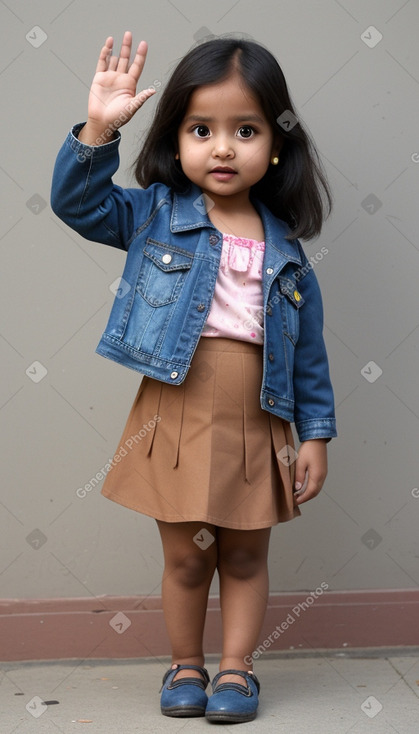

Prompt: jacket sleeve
[50,123,161,251]
[292,244,337,442]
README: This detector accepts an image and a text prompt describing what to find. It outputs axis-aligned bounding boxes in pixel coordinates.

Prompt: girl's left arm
[291,247,337,443]
[291,244,336,503]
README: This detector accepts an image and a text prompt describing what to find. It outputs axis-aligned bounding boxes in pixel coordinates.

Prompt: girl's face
[177,73,281,208]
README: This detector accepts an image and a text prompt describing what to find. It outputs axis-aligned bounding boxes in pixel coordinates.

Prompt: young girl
[51,31,336,723]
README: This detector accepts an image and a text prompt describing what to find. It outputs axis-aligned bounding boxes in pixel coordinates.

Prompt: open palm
[86,31,155,130]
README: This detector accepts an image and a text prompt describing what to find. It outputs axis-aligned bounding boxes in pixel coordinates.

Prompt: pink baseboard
[1,590,418,661]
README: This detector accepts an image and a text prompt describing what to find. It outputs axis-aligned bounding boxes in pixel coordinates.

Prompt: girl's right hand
[78,31,156,145]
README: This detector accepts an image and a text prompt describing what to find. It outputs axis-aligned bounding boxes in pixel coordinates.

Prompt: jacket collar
[171,183,302,265]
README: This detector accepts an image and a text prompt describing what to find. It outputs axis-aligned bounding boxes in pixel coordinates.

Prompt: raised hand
[78,31,156,145]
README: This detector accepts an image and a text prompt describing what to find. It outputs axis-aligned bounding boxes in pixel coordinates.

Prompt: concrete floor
[1,649,419,734]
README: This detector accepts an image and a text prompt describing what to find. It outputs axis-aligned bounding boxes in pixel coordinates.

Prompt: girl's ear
[175,152,180,160]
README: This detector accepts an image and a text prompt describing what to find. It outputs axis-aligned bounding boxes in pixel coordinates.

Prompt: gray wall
[1,0,418,600]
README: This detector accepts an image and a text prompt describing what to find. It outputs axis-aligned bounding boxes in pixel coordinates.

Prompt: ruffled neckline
[222,232,265,246]
[221,232,265,273]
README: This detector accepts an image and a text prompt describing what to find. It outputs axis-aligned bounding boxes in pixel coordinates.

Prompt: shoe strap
[212,669,260,694]
[162,663,210,687]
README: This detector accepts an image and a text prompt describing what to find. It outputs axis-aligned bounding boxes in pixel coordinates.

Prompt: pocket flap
[278,277,305,308]
[144,239,193,272]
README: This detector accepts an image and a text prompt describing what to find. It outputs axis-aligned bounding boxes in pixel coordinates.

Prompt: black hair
[133,36,332,241]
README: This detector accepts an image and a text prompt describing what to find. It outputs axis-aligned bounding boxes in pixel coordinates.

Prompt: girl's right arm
[78,31,156,145]
[51,32,158,249]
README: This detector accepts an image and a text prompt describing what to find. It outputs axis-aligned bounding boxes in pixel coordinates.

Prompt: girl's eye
[193,125,210,138]
[238,126,255,139]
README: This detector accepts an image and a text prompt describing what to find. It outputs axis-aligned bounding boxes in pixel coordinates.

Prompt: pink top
[201,232,265,344]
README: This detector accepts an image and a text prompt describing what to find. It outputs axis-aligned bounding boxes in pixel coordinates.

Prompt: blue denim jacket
[50,123,337,442]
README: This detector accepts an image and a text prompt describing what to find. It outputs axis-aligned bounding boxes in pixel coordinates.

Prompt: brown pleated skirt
[101,337,301,529]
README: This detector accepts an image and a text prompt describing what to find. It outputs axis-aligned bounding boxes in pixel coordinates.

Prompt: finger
[128,40,149,83]
[116,30,132,73]
[96,36,113,73]
[111,87,156,127]
[294,456,307,492]
[294,471,324,505]
[295,483,317,505]
[108,54,119,71]
[294,468,307,492]
[294,476,313,504]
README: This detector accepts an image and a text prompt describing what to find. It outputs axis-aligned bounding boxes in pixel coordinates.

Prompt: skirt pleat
[101,337,301,528]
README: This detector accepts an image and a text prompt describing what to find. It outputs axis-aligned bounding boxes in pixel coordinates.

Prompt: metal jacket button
[197,303,205,312]
[266,267,274,275]
[268,398,275,406]
[209,234,219,245]
[170,371,178,379]
[268,353,274,361]
[162,253,172,264]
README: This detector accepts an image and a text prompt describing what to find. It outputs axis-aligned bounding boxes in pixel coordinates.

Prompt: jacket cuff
[295,418,337,443]
[67,122,122,158]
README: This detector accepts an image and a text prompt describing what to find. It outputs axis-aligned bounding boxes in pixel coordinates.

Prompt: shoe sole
[161,705,206,717]
[205,710,257,723]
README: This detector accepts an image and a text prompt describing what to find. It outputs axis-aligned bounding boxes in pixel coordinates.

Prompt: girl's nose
[212,137,234,158]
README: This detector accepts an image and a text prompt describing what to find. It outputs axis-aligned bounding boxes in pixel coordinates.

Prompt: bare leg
[156,520,218,680]
[216,526,271,685]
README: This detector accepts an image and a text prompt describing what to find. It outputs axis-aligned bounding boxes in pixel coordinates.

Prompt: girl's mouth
[210,167,237,181]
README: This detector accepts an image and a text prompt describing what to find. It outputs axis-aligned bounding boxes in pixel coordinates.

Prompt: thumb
[294,455,308,492]
[114,88,157,129]
[130,86,157,114]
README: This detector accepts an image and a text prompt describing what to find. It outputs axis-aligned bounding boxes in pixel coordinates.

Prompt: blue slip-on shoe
[205,669,260,723]
[160,663,210,717]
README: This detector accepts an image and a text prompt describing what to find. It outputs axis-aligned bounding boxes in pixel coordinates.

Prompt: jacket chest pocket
[278,276,305,345]
[136,239,193,307]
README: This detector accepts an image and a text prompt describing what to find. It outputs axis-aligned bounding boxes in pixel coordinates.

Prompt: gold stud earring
[271,156,279,165]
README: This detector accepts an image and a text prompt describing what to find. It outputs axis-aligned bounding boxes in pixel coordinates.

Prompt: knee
[219,548,263,580]
[171,552,216,588]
